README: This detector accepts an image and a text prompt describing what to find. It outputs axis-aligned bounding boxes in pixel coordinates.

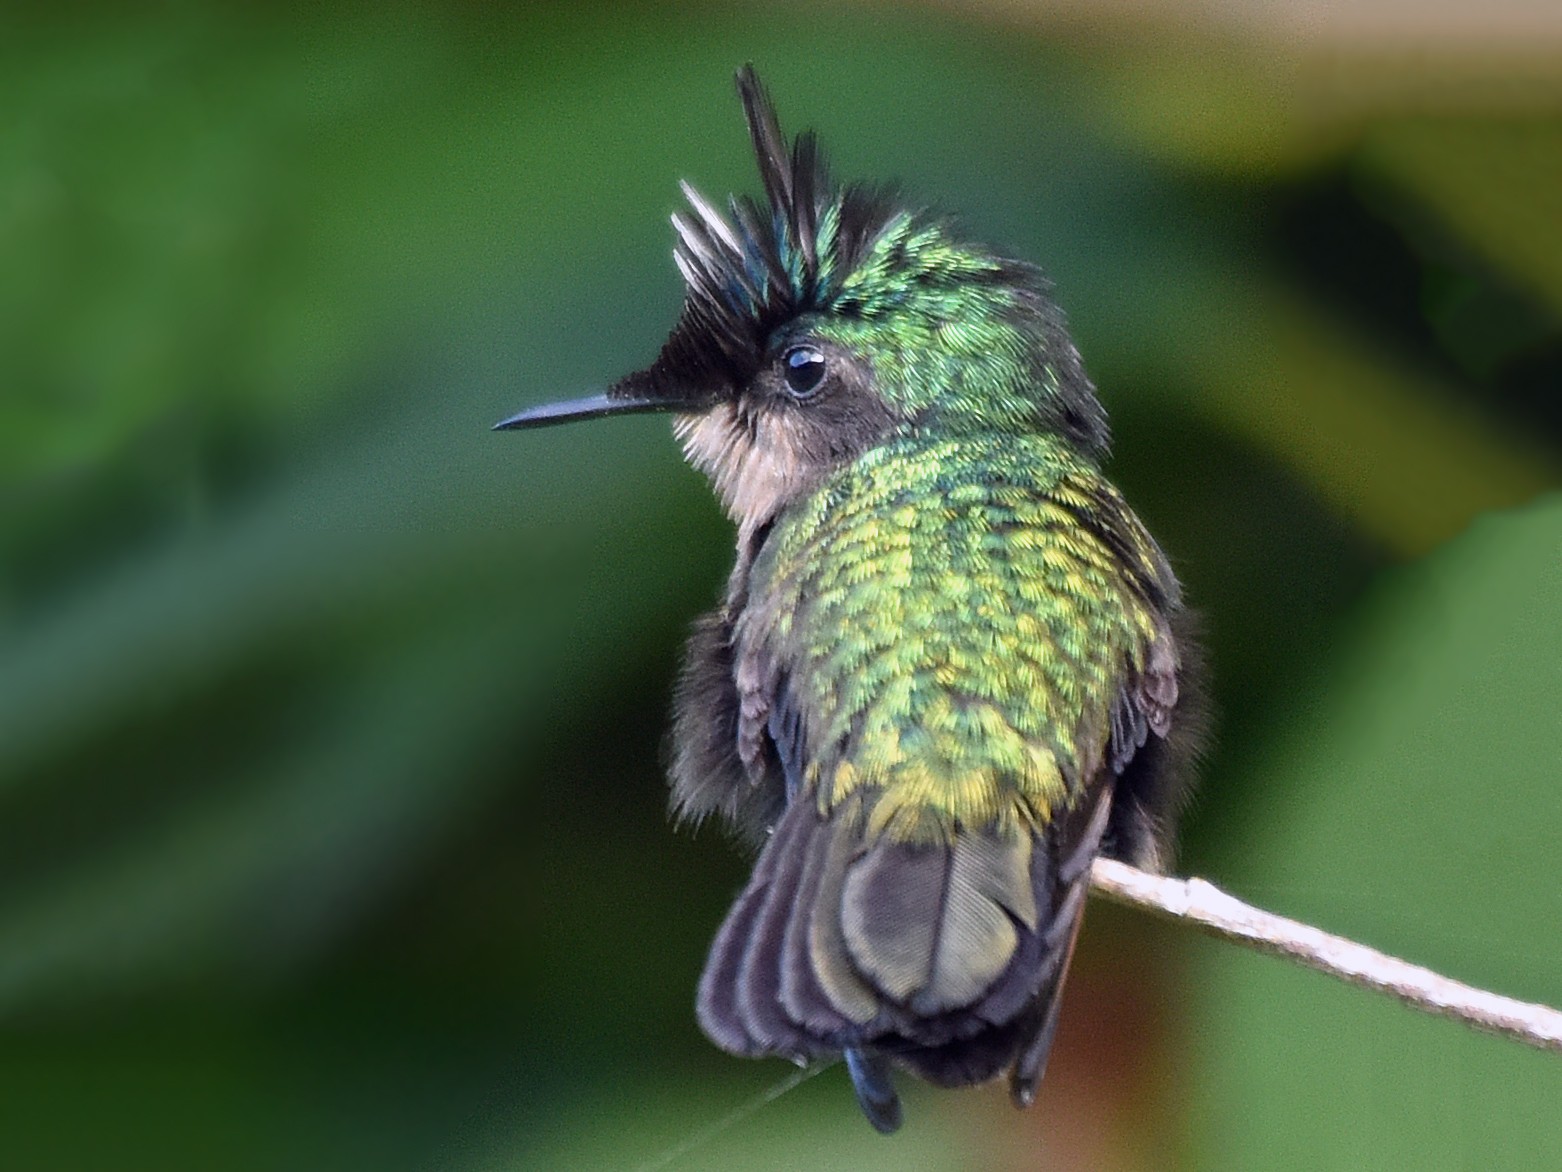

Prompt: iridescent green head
[497,67,1108,524]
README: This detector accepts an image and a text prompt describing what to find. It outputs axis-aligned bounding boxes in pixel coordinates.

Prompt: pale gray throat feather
[675,403,823,542]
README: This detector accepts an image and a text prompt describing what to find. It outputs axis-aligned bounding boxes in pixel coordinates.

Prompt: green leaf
[1186,494,1562,1168]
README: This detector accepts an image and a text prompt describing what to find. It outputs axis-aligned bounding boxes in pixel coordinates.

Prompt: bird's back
[696,430,1182,1126]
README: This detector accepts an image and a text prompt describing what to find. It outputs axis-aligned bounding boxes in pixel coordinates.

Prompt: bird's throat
[675,403,821,543]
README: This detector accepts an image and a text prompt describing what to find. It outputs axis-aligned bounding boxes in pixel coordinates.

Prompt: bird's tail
[696,785,1111,1129]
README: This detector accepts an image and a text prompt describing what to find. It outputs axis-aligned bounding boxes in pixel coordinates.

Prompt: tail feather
[697,814,794,1056]
[1011,787,1110,1105]
[1009,901,1085,1107]
[797,801,881,1028]
[696,783,1113,1120]
[778,806,866,1038]
[735,807,816,1056]
[841,831,1030,1015]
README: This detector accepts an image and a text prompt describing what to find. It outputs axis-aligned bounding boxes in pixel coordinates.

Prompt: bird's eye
[782,345,827,399]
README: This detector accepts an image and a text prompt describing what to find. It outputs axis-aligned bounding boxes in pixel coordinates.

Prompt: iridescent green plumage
[753,433,1172,842]
[498,66,1201,1134]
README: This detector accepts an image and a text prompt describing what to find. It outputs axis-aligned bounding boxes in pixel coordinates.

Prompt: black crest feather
[612,65,896,405]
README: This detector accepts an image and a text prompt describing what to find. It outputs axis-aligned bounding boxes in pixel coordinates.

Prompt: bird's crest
[614,66,896,401]
[612,66,1110,458]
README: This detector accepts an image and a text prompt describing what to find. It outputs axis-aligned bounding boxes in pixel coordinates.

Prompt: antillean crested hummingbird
[497,67,1202,1133]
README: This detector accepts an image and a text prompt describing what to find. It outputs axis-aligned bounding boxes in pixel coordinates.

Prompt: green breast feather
[743,432,1169,843]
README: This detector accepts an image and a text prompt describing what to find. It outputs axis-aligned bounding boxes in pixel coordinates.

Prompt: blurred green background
[5,2,1561,1169]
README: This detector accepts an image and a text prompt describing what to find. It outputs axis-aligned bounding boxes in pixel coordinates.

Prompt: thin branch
[1089,857,1562,1054]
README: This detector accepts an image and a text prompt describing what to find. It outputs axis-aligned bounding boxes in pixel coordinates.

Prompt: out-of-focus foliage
[2,3,1559,1169]
[1190,497,1562,1169]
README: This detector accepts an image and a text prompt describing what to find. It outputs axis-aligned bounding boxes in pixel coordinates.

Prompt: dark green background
[5,4,1560,1169]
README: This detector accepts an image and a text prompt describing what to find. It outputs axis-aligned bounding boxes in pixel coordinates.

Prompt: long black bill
[493,392,705,431]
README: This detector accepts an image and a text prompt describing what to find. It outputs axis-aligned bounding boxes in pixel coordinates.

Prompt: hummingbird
[497,67,1201,1133]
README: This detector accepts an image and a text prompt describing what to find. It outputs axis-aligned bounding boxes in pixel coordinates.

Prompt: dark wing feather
[1104,608,1208,871]
[766,675,807,805]
[668,609,785,840]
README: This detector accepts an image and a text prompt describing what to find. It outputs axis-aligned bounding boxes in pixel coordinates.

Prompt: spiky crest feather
[616,67,1111,459]
[614,66,896,402]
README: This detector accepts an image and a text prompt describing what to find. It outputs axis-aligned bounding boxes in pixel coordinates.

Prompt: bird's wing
[667,608,787,838]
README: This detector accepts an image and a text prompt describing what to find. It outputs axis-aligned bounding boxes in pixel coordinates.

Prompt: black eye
[782,345,827,399]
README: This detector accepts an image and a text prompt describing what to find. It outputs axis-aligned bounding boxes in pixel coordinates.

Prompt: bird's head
[498,67,1108,532]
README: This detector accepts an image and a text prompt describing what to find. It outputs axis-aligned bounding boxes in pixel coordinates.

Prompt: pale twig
[1089,857,1562,1053]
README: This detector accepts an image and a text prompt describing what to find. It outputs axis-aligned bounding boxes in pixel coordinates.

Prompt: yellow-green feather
[747,432,1165,844]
